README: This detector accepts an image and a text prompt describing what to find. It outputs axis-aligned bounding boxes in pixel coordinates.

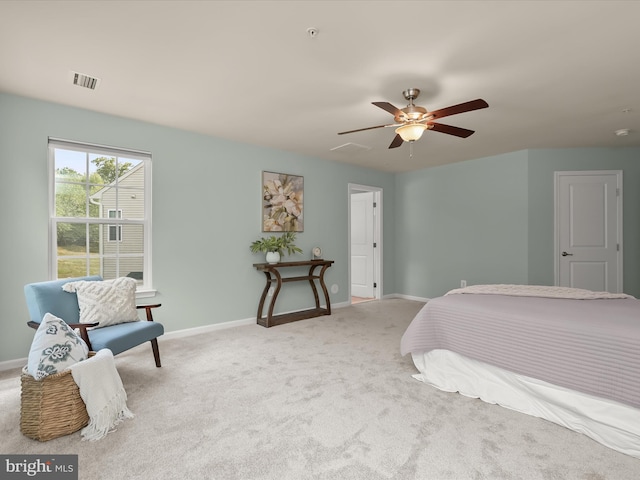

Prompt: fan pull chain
[409,141,414,158]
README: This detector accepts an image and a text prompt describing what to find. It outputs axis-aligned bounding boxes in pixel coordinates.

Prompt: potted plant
[250,231,302,264]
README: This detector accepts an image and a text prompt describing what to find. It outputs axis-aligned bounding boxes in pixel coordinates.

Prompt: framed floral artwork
[262,171,304,232]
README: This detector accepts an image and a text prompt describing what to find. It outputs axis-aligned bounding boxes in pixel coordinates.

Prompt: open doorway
[348,184,382,304]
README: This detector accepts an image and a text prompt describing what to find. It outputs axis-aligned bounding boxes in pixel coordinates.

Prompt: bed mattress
[400,289,640,409]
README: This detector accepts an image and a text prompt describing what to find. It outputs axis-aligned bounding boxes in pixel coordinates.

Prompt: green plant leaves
[250,232,302,256]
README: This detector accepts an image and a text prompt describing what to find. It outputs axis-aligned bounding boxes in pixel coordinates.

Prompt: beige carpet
[1,299,639,479]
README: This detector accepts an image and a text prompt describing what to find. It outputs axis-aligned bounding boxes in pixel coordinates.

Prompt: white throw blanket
[445,284,635,300]
[69,349,134,441]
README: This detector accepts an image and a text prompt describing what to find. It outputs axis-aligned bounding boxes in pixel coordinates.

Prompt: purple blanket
[400,293,640,409]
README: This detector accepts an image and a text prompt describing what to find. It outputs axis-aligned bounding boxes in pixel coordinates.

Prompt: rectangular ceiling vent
[71,71,100,90]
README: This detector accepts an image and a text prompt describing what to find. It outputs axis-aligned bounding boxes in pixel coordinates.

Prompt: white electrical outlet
[460,280,467,288]
[268,287,275,297]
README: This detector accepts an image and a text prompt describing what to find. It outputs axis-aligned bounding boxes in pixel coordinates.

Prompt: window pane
[55,182,88,217]
[89,224,100,253]
[122,157,143,175]
[56,223,99,252]
[100,224,143,279]
[55,184,103,218]
[56,222,100,278]
[117,188,145,220]
[56,222,87,249]
[89,155,141,185]
[88,192,102,218]
[102,257,144,282]
[122,224,144,255]
[88,154,113,186]
[54,149,87,182]
[56,258,101,279]
[90,162,145,221]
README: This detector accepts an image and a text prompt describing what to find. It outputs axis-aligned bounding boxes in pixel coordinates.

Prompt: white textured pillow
[28,313,89,380]
[62,277,139,328]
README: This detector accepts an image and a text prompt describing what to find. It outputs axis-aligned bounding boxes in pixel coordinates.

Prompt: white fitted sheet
[411,349,640,459]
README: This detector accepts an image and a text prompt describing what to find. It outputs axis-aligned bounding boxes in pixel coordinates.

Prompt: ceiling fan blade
[388,134,404,149]
[428,122,475,138]
[338,124,394,135]
[372,101,404,117]
[429,99,489,120]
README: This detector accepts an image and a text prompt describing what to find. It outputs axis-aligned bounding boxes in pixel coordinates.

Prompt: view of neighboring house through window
[48,138,152,289]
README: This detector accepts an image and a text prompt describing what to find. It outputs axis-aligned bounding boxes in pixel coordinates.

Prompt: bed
[400,284,640,459]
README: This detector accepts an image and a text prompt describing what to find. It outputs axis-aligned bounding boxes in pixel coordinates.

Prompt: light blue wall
[0,93,396,363]
[394,151,530,298]
[527,147,640,292]
[394,147,640,299]
[3,91,639,364]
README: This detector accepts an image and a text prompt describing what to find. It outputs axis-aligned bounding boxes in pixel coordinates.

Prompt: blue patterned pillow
[27,313,89,380]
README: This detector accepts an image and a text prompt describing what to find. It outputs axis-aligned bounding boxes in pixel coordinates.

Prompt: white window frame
[48,138,155,296]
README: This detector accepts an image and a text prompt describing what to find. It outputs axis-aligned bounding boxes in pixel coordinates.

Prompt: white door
[351,191,375,298]
[555,171,622,292]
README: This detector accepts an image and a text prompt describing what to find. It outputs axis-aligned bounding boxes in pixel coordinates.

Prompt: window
[48,138,152,292]
[108,210,123,242]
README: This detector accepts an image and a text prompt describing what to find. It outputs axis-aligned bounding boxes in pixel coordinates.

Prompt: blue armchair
[24,276,164,367]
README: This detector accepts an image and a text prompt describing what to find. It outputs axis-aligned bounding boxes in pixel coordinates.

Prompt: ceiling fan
[338,88,489,149]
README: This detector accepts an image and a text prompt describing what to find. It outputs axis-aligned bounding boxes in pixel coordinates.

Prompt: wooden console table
[253,259,334,327]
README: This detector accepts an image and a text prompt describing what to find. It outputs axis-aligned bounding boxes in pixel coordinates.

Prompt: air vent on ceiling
[71,71,100,90]
[330,142,371,155]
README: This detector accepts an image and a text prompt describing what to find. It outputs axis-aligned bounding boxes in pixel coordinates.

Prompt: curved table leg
[308,264,321,309]
[266,268,283,327]
[318,263,332,314]
[256,271,273,323]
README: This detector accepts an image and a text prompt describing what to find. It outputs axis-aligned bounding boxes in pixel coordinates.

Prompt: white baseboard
[0,318,262,373]
[161,316,256,341]
[383,293,430,303]
[162,301,355,342]
[0,357,27,372]
[0,298,415,372]
[332,300,351,309]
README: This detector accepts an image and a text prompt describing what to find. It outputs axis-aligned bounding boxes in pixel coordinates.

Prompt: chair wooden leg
[150,338,161,367]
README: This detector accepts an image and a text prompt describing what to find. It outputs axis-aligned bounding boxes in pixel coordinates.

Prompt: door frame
[348,183,382,301]
[553,170,623,290]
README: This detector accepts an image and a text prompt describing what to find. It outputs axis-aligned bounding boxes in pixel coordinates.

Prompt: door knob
[561,251,573,256]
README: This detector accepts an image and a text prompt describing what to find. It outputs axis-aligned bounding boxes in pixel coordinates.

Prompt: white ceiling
[1,1,639,173]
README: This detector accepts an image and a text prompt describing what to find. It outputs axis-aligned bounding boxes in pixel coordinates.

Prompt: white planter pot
[266,251,281,264]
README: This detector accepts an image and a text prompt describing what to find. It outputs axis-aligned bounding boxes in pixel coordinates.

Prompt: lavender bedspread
[400,293,640,409]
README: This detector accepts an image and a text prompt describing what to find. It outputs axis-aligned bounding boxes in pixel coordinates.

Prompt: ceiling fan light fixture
[396,123,427,142]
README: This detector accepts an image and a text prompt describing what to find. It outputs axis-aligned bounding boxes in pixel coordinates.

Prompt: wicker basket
[20,354,94,441]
